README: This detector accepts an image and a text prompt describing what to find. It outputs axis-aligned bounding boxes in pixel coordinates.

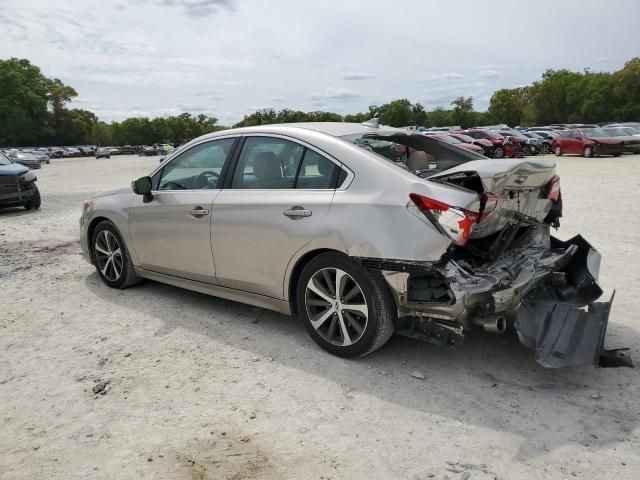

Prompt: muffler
[474,315,507,334]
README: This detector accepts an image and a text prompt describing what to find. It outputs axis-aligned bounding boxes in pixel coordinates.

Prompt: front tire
[24,185,41,210]
[583,146,594,158]
[541,143,550,154]
[91,220,141,289]
[555,145,562,156]
[493,146,505,159]
[296,253,396,358]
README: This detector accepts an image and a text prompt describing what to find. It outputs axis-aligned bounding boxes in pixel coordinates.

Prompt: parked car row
[415,121,640,158]
[0,143,182,161]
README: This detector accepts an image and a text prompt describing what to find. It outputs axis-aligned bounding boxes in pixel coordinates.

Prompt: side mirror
[132,176,153,203]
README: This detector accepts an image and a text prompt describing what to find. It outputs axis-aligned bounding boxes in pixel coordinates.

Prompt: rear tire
[91,220,141,289]
[296,253,396,358]
[541,143,550,154]
[493,146,504,159]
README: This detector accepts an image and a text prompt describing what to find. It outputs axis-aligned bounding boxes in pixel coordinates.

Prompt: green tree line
[1,57,639,147]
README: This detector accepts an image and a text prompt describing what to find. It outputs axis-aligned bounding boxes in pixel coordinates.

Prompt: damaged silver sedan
[79,121,632,368]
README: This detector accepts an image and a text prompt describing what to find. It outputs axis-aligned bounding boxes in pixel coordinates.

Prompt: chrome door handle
[283,206,312,219]
[189,207,209,218]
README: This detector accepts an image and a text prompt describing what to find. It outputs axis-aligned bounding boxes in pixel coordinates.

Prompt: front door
[129,137,237,283]
[211,135,346,299]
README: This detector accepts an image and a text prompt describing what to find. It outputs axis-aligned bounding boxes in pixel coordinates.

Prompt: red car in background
[448,132,495,157]
[434,134,485,154]
[456,129,521,158]
[551,128,623,158]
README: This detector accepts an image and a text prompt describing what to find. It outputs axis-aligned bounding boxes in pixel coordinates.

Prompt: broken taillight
[546,175,561,201]
[409,193,478,246]
[479,192,499,222]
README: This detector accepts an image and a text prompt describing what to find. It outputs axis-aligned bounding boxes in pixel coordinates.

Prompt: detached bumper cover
[515,235,633,368]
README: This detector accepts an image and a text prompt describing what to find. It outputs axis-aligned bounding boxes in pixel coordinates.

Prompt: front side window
[158,137,236,190]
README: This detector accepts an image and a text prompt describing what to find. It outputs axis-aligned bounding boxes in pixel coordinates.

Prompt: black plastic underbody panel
[515,235,632,368]
[515,292,632,368]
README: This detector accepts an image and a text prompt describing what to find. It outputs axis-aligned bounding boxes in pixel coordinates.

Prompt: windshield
[499,129,525,137]
[437,135,461,144]
[452,133,475,143]
[340,130,485,175]
[585,129,610,138]
[525,132,541,138]
[604,128,628,137]
[13,153,37,160]
[0,152,11,165]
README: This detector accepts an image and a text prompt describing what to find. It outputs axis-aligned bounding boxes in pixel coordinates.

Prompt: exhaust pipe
[474,315,507,334]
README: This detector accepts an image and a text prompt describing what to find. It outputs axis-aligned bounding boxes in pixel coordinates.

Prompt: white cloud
[310,87,361,101]
[342,72,375,80]
[479,69,501,79]
[422,72,465,82]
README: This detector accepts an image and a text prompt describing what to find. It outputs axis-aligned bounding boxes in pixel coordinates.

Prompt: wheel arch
[287,248,346,317]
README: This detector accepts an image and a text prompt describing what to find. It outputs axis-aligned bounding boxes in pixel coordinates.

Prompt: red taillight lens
[409,193,450,216]
[546,175,561,201]
[409,193,478,246]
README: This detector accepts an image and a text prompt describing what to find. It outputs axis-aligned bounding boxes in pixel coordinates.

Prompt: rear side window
[296,149,347,189]
[231,136,346,190]
[231,137,304,189]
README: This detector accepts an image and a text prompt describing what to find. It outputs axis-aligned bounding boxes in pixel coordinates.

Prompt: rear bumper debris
[375,229,633,368]
[516,291,632,368]
[514,235,632,368]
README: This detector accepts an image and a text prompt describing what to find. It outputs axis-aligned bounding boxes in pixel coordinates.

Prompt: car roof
[211,122,406,139]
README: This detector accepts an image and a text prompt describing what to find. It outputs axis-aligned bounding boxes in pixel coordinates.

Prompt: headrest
[317,157,333,176]
[407,150,430,170]
[253,152,281,180]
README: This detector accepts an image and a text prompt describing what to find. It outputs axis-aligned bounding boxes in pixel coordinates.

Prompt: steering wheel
[194,171,219,189]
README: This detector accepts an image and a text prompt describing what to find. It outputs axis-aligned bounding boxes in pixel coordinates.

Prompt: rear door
[211,135,347,299]
[128,136,238,283]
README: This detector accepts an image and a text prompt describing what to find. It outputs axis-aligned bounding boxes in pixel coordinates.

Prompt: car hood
[0,163,29,176]
[586,136,621,144]
[95,186,132,198]
[473,138,493,147]
[614,135,640,143]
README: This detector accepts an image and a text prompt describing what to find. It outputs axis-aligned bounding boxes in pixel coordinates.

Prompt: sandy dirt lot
[1,153,639,480]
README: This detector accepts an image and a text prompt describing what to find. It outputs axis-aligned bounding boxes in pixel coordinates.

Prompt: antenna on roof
[361,118,380,129]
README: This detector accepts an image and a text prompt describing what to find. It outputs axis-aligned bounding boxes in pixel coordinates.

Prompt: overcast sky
[1,0,639,124]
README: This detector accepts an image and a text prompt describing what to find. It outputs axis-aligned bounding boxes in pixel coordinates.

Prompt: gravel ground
[1,153,639,480]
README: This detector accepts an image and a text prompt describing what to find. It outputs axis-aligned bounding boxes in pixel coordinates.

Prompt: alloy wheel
[94,230,124,282]
[305,268,368,347]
